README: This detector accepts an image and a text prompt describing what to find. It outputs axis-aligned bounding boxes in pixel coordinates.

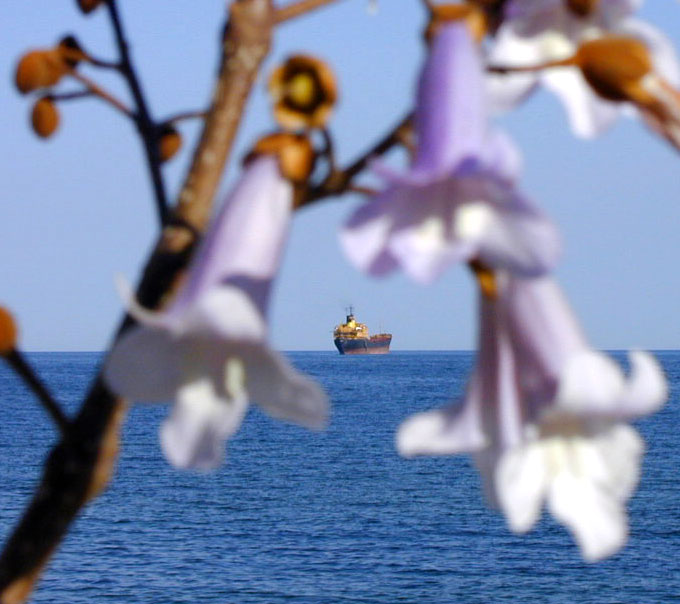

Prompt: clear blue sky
[1,1,679,351]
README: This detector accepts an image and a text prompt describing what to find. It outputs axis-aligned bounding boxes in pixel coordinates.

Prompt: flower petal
[159,373,248,470]
[171,156,293,316]
[541,67,621,138]
[413,23,486,175]
[496,442,549,533]
[547,446,628,562]
[104,326,184,401]
[556,349,625,414]
[473,194,561,276]
[243,347,329,430]
[396,396,487,458]
[340,187,400,277]
[616,350,668,418]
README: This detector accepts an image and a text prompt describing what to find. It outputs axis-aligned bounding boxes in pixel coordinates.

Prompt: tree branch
[0,2,276,601]
[274,0,344,24]
[106,0,169,226]
[295,112,412,208]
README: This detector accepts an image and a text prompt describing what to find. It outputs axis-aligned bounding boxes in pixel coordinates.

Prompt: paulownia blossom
[341,22,559,284]
[487,0,680,137]
[398,274,667,561]
[105,155,328,469]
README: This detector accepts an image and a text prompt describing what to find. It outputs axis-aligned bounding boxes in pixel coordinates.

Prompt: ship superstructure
[333,307,391,355]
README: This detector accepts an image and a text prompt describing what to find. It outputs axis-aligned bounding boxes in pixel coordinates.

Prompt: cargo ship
[333,307,392,355]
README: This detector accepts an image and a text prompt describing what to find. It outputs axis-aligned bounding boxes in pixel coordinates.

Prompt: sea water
[0,351,678,603]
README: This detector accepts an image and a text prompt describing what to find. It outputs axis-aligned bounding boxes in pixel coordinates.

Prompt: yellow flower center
[286,72,318,110]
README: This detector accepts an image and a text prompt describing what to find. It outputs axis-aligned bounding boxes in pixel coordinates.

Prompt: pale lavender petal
[243,347,329,430]
[181,286,266,343]
[340,187,401,277]
[413,23,486,175]
[496,442,549,533]
[541,68,621,138]
[159,375,248,470]
[473,194,561,276]
[170,156,292,316]
[556,350,627,414]
[486,23,544,113]
[614,351,667,418]
[506,277,588,384]
[396,396,487,457]
[482,130,523,183]
[104,326,184,401]
[593,425,643,501]
[548,458,628,562]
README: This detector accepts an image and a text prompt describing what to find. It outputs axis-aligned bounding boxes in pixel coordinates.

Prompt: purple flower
[105,156,328,469]
[341,23,560,284]
[398,275,667,561]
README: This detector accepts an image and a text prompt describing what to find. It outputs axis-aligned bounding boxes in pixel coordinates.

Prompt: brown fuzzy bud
[269,55,337,131]
[158,125,182,162]
[31,97,60,138]
[0,307,18,355]
[247,133,315,183]
[575,36,652,102]
[425,3,488,43]
[565,0,600,18]
[77,0,104,14]
[15,50,66,94]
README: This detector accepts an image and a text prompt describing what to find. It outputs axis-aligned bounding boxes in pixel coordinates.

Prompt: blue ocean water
[0,351,678,603]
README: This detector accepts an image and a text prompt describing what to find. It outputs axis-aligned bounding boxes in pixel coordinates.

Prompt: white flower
[105,156,328,469]
[488,0,680,137]
[397,275,667,560]
[341,23,560,284]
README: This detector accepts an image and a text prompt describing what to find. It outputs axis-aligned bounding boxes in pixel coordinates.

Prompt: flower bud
[77,0,104,14]
[247,133,315,183]
[31,97,60,138]
[268,55,337,130]
[15,50,66,94]
[158,125,182,162]
[575,36,652,102]
[0,307,18,355]
[565,0,599,18]
[425,3,487,43]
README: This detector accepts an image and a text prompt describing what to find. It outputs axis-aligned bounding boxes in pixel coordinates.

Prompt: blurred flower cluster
[90,0,675,562]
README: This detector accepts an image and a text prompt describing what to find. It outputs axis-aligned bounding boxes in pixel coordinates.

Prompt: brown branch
[3,351,69,436]
[163,109,208,126]
[66,70,133,118]
[0,1,276,602]
[274,0,344,23]
[295,112,412,208]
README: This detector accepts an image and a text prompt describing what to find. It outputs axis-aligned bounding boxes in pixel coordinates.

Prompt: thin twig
[274,0,344,23]
[4,351,69,436]
[106,0,169,226]
[66,70,133,117]
[163,109,208,126]
[47,90,93,103]
[296,112,412,208]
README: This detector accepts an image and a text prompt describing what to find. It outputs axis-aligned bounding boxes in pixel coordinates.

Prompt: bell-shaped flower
[397,275,667,561]
[341,23,560,284]
[105,155,329,469]
[487,0,680,137]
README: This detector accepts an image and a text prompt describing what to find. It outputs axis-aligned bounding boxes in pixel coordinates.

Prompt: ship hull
[334,335,392,355]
